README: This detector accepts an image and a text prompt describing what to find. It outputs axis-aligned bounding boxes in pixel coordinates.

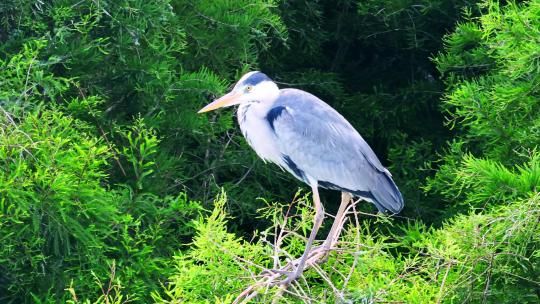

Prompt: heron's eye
[246,85,253,92]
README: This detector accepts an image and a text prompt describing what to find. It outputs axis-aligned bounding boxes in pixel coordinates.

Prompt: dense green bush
[0,107,115,299]
[0,40,200,302]
[429,0,540,209]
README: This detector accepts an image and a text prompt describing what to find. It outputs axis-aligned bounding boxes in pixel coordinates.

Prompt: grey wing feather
[271,89,404,213]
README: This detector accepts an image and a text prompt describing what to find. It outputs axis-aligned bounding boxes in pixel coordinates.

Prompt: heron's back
[268,89,404,213]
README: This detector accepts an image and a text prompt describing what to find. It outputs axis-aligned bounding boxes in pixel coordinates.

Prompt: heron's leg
[321,192,352,254]
[281,184,324,284]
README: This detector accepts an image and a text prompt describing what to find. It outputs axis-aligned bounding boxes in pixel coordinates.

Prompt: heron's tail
[370,172,404,214]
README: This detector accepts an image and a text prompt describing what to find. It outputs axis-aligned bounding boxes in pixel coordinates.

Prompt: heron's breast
[237,104,283,165]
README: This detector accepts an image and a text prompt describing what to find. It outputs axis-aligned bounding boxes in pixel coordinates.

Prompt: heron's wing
[270,89,403,213]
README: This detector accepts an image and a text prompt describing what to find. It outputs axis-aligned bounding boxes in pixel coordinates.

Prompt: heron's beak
[198,91,242,113]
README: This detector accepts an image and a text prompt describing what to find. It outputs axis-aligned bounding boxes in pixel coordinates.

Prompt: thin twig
[436,262,453,304]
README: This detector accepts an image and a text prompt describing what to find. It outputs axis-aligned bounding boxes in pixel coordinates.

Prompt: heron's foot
[265,245,333,285]
[233,245,336,303]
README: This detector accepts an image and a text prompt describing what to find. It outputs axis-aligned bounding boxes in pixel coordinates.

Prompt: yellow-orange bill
[197,91,241,113]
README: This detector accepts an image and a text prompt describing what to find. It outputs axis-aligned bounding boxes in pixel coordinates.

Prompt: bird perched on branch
[198,71,404,284]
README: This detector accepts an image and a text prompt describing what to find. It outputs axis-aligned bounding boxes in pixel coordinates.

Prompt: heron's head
[198,71,279,113]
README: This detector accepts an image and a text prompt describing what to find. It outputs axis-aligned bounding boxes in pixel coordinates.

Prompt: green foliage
[0,106,202,302]
[116,117,160,190]
[173,0,287,71]
[0,40,201,302]
[154,194,438,303]
[429,0,540,210]
[423,0,540,300]
[0,0,292,228]
[434,0,540,162]
[154,193,269,303]
[0,39,72,112]
[1,0,288,300]
[427,148,540,208]
[425,194,540,303]
[0,108,115,300]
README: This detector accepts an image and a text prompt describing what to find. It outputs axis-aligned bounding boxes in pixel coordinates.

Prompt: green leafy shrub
[423,0,540,300]
[0,106,202,302]
[430,0,540,207]
[0,107,115,299]
[0,39,201,303]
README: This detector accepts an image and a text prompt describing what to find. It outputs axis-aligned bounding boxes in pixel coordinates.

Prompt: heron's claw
[264,246,333,287]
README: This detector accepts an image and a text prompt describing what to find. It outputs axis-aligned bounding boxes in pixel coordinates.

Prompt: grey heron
[198,71,404,284]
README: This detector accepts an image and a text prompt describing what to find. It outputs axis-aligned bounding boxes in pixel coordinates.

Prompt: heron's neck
[236,98,282,164]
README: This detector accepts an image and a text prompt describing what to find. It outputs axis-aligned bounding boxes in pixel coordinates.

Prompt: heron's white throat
[237,81,282,164]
